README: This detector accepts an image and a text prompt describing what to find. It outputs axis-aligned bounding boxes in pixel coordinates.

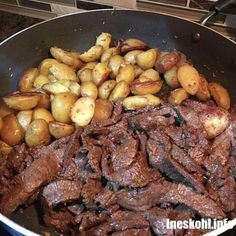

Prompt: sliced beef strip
[94,188,117,208]
[112,228,151,236]
[102,135,161,188]
[117,180,225,218]
[87,146,103,177]
[42,180,82,207]
[0,141,66,215]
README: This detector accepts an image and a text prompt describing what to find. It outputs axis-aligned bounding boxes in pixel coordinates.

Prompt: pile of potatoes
[0,32,231,150]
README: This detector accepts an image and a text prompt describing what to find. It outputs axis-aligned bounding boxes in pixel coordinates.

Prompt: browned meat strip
[112,228,151,236]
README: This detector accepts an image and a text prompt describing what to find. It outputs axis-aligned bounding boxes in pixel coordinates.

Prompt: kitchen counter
[0,11,42,42]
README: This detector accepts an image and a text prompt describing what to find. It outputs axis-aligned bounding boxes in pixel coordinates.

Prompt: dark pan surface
[0,9,236,234]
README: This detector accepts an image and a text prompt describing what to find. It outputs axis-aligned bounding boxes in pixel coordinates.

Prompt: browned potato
[121,38,147,54]
[42,82,69,94]
[123,94,161,110]
[18,68,39,92]
[1,114,25,146]
[109,81,130,102]
[208,82,230,110]
[80,45,103,63]
[177,64,200,95]
[155,51,180,74]
[32,108,54,123]
[49,121,74,139]
[196,75,210,101]
[37,91,51,109]
[51,92,77,123]
[49,63,77,81]
[98,80,117,99]
[140,69,160,81]
[134,65,144,77]
[70,97,95,126]
[50,47,82,70]
[81,81,98,99]
[130,78,163,95]
[116,64,135,84]
[16,110,33,131]
[168,88,189,105]
[164,66,180,89]
[136,49,158,70]
[0,98,15,118]
[68,81,81,96]
[96,32,112,50]
[38,58,59,76]
[124,50,143,65]
[33,74,49,88]
[77,68,93,83]
[93,99,113,120]
[0,140,12,155]
[0,117,3,133]
[100,47,120,64]
[3,92,40,110]
[82,62,98,70]
[25,119,51,147]
[108,55,125,78]
[92,63,111,86]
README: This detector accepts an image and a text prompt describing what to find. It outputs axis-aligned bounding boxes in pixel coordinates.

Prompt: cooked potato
[116,64,135,84]
[124,50,143,65]
[108,55,125,78]
[70,97,95,126]
[3,92,40,110]
[98,80,117,99]
[33,74,49,88]
[50,47,82,70]
[0,117,3,133]
[57,79,72,88]
[123,94,161,110]
[25,119,51,147]
[177,64,200,95]
[164,66,180,89]
[100,47,120,64]
[48,74,57,83]
[92,63,111,86]
[140,69,160,81]
[37,91,51,109]
[49,63,77,81]
[69,81,81,96]
[80,45,103,63]
[155,51,180,74]
[121,38,147,54]
[1,114,25,146]
[136,49,158,70]
[78,68,93,83]
[32,108,54,123]
[16,110,33,131]
[81,81,98,99]
[109,81,130,102]
[96,32,112,50]
[49,121,74,139]
[42,82,69,94]
[201,108,229,138]
[18,68,39,92]
[196,75,210,101]
[82,62,98,70]
[0,98,15,118]
[208,82,230,110]
[168,88,189,105]
[0,140,12,155]
[51,92,77,124]
[93,99,113,120]
[38,58,59,76]
[130,79,163,95]
[134,65,144,77]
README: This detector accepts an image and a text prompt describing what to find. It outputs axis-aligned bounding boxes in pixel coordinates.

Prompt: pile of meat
[0,99,235,236]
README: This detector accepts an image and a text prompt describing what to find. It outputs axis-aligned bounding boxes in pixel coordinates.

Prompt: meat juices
[0,99,235,235]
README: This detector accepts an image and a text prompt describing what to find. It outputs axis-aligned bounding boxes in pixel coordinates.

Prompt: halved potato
[42,82,69,94]
[0,117,3,133]
[78,68,93,83]
[81,62,98,70]
[1,114,25,146]
[123,94,161,110]
[16,110,33,131]
[69,81,81,96]
[38,58,59,76]
[33,74,49,88]
[81,81,98,99]
[96,32,112,50]
[0,98,15,118]
[37,91,51,109]
[164,66,180,89]
[100,47,120,64]
[136,49,158,70]
[25,119,51,147]
[98,80,117,99]
[196,75,210,101]
[80,45,103,63]
[108,55,125,78]
[3,92,40,110]
[70,97,95,126]
[124,50,143,65]
[208,82,230,110]
[18,68,39,92]
[140,69,160,81]
[0,140,12,155]
[93,99,113,120]
[168,88,189,105]
[109,81,130,102]
[49,121,74,139]
[49,63,77,81]
[121,38,147,54]
[116,64,135,84]
[32,108,54,123]
[92,63,111,86]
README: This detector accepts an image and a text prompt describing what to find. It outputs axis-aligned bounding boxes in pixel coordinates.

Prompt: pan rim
[0,8,235,47]
[0,8,235,236]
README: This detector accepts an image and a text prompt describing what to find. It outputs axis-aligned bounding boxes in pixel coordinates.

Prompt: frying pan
[0,0,236,235]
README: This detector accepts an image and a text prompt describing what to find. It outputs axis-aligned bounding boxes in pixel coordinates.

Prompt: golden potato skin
[0,117,3,133]
[93,99,113,121]
[38,58,59,76]
[168,88,189,105]
[18,68,39,92]
[116,64,135,84]
[121,38,147,54]
[109,81,130,102]
[208,82,230,110]
[17,110,33,131]
[81,82,98,100]
[0,98,15,118]
[49,121,74,139]
[51,92,77,124]
[1,114,25,146]
[196,75,210,101]
[98,80,117,100]
[136,49,158,70]
[25,119,51,147]
[32,108,54,123]
[37,92,51,110]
